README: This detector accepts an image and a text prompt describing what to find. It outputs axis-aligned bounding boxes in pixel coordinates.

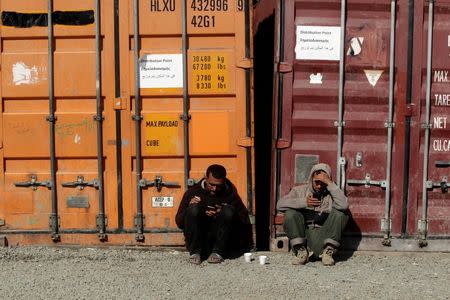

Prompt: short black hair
[206,164,227,179]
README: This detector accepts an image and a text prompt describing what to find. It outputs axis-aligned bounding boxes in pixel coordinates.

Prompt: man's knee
[218,204,235,222]
[284,209,297,220]
[186,204,202,219]
[283,209,305,231]
[326,208,349,229]
[330,208,349,221]
[284,209,304,223]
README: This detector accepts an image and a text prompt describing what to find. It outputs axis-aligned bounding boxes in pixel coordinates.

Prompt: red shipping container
[254,0,450,252]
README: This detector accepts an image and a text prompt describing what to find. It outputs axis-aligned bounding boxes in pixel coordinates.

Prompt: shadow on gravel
[337,210,362,262]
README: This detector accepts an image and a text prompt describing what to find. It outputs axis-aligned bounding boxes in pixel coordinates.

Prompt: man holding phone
[277,163,349,266]
[176,164,252,265]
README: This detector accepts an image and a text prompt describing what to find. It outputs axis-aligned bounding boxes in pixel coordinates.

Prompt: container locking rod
[14,175,52,190]
[139,176,181,192]
[61,176,99,190]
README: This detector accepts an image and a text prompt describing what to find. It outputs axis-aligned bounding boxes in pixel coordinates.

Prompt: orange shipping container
[0,0,254,246]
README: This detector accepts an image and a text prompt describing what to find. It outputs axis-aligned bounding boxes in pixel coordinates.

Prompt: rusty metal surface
[0,0,254,246]
[408,1,450,238]
[258,0,449,249]
[271,0,409,237]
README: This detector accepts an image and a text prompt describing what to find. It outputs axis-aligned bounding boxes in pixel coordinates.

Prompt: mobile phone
[312,190,322,200]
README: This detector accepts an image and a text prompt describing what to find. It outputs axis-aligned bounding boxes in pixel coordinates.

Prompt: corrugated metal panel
[409,1,450,244]
[0,0,116,239]
[260,0,449,250]
[273,0,408,240]
[0,0,254,246]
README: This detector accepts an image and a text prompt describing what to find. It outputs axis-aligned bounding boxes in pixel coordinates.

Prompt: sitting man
[176,164,252,265]
[277,163,349,266]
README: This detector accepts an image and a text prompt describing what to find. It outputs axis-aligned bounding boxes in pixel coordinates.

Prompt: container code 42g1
[190,0,245,28]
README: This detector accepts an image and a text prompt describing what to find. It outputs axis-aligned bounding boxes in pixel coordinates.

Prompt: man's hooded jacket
[277,163,348,213]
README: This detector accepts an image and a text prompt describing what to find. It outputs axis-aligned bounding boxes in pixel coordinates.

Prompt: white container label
[295,26,341,61]
[140,54,183,88]
[152,196,174,208]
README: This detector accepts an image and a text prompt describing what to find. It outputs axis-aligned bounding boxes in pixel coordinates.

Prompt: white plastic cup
[259,255,268,265]
[244,252,252,263]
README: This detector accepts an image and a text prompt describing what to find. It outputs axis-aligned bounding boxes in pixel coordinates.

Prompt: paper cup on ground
[259,255,268,265]
[244,253,252,263]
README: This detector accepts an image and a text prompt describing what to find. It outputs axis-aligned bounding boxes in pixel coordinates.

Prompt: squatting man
[277,163,349,266]
[176,164,252,265]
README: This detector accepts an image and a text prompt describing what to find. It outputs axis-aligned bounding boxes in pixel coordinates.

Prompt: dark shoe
[207,252,224,264]
[321,245,336,266]
[189,253,201,265]
[292,245,308,265]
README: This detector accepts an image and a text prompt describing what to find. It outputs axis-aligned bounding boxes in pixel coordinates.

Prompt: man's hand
[314,172,333,185]
[189,196,201,205]
[307,194,321,207]
[205,204,222,218]
[205,209,217,217]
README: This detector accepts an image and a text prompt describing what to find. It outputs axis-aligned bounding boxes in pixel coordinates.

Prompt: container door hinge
[405,103,416,117]
[277,62,293,73]
[49,215,61,230]
[134,214,146,242]
[236,58,253,69]
[380,218,392,246]
[381,218,391,233]
[114,96,128,110]
[237,137,254,147]
[134,214,146,228]
[96,214,108,242]
[276,138,290,149]
[417,219,428,247]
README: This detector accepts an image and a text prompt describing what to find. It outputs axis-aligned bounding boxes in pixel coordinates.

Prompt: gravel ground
[0,246,448,299]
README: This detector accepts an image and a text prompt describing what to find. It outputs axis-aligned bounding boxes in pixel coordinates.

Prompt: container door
[409,1,450,244]
[0,0,253,245]
[0,0,117,238]
[120,0,254,242]
[274,0,409,241]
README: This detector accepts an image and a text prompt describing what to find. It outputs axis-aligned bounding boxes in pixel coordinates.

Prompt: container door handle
[347,173,387,189]
[14,175,52,190]
[139,176,180,192]
[436,161,450,167]
[61,175,99,190]
[425,176,449,193]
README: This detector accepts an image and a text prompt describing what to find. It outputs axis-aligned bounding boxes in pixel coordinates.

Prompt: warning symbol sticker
[364,70,383,87]
[143,113,182,155]
[190,52,229,94]
[347,37,364,56]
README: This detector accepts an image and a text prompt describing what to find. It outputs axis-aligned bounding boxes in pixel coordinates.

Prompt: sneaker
[292,245,309,265]
[206,252,224,264]
[321,245,336,266]
[189,253,202,265]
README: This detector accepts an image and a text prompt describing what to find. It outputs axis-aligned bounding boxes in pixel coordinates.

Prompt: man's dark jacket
[175,178,253,251]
